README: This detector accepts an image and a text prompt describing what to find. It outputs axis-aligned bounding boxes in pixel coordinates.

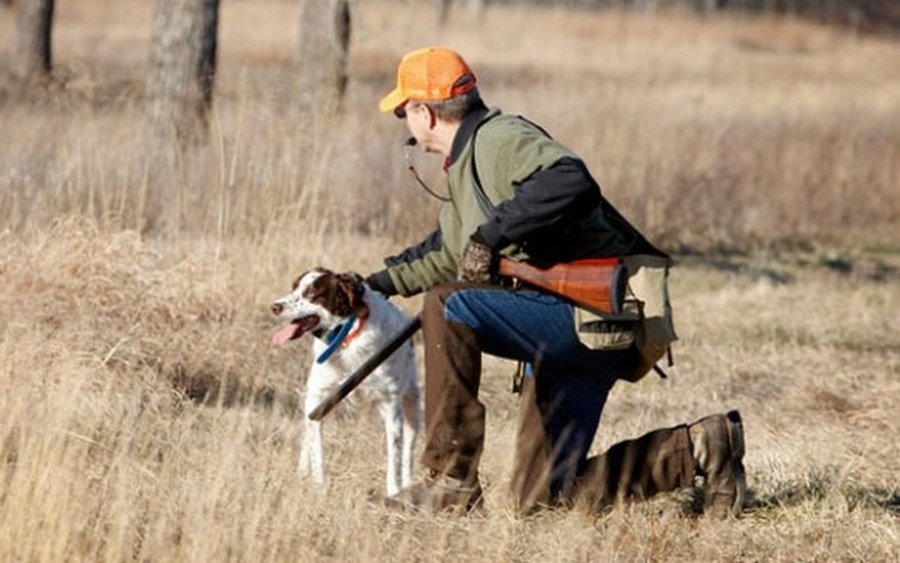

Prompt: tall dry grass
[1,1,899,561]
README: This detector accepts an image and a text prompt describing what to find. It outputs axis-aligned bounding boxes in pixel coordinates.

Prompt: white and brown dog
[270,268,420,497]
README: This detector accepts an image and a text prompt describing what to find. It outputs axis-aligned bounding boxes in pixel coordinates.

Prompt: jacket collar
[448,103,492,166]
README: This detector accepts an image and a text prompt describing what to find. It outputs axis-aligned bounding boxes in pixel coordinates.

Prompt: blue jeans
[440,286,637,497]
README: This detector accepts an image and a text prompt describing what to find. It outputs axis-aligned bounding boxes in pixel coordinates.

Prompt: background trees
[437,0,487,25]
[144,0,220,142]
[296,0,351,113]
[14,0,53,83]
[9,0,896,122]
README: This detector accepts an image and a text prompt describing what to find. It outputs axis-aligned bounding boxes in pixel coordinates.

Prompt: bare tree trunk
[297,0,351,113]
[468,0,486,21]
[697,0,726,14]
[145,0,219,143]
[197,0,218,110]
[436,0,487,25]
[437,0,451,26]
[15,0,53,83]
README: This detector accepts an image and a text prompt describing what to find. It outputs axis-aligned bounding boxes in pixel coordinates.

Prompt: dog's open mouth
[272,315,320,346]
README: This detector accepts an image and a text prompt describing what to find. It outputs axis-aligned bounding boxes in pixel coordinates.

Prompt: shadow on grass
[741,467,900,517]
[676,243,900,284]
[676,253,797,285]
[663,466,900,519]
[170,366,301,416]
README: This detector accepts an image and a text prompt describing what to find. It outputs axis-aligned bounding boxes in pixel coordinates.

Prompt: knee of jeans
[444,291,496,331]
[443,291,470,325]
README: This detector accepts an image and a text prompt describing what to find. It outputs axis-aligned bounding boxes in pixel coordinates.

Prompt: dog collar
[315,315,366,364]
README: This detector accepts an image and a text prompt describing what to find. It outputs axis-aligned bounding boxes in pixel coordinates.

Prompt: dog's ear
[336,272,369,320]
[294,268,328,290]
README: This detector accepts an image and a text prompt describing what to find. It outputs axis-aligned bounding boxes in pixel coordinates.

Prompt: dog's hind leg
[400,390,421,490]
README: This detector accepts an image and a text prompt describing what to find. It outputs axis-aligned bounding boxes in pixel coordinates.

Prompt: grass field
[1,1,899,560]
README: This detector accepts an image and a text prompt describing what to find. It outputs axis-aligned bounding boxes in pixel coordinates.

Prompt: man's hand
[458,235,497,284]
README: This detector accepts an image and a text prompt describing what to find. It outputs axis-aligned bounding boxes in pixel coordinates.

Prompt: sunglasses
[394,101,426,119]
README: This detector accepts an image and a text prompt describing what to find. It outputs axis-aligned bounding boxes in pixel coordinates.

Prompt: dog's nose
[270,303,283,316]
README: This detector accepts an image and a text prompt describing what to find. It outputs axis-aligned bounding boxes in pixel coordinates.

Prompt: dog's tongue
[272,324,299,346]
[271,315,320,346]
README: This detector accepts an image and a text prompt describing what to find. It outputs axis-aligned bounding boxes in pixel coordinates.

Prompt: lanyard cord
[404,137,451,202]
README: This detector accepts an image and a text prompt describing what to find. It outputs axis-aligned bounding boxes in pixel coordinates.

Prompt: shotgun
[307,315,422,421]
[308,258,625,421]
[498,257,627,315]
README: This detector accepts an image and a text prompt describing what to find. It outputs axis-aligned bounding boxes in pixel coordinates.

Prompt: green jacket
[378,107,661,297]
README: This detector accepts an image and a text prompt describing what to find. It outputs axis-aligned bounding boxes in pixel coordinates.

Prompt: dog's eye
[304,281,330,303]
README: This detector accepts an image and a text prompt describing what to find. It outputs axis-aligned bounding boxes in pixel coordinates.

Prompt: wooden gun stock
[308,259,624,421]
[498,257,627,315]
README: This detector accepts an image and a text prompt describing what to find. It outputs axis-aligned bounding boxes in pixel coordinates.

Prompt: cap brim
[378,88,407,113]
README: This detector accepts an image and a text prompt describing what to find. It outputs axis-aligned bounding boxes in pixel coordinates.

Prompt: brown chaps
[512,375,696,514]
[419,283,488,483]
[419,283,695,511]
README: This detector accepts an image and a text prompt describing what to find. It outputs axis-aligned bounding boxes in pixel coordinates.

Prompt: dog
[270,268,420,497]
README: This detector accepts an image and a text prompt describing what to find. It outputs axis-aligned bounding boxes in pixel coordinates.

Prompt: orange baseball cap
[379,47,477,113]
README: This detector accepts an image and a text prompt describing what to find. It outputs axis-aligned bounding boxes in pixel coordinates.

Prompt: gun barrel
[307,316,422,421]
[308,258,624,420]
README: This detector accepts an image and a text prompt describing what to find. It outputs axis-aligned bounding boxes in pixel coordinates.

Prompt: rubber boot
[573,422,696,511]
[383,468,484,514]
[687,410,747,518]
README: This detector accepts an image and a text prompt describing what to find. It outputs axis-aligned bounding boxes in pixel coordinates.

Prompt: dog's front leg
[379,401,405,497]
[300,395,326,485]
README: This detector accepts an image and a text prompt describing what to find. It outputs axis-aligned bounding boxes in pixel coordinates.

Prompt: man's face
[400,102,434,151]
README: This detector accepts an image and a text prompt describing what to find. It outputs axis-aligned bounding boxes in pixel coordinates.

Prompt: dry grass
[1,1,899,561]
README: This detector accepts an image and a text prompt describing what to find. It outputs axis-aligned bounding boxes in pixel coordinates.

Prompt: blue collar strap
[315,316,356,364]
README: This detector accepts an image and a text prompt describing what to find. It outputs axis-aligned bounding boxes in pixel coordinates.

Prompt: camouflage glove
[458,235,497,284]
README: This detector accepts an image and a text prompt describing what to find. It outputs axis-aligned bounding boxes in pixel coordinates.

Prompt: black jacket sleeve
[384,229,443,266]
[476,157,601,249]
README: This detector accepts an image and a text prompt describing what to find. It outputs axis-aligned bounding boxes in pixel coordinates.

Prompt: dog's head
[270,268,370,346]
